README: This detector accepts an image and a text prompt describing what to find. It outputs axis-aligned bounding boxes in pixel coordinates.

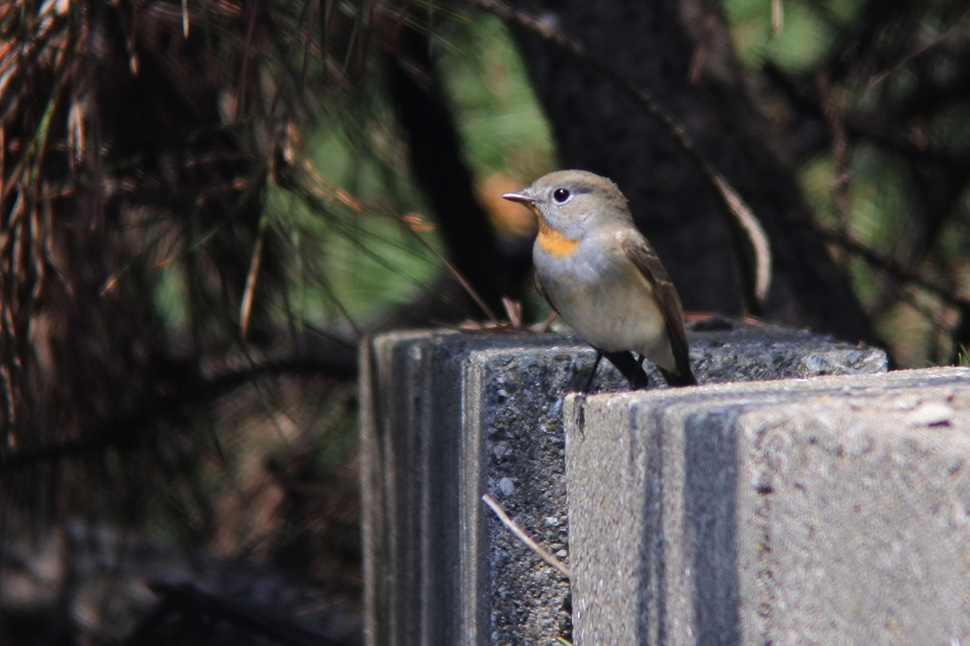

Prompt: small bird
[503,170,696,389]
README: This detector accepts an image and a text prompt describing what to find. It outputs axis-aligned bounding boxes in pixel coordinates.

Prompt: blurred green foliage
[724,0,970,366]
[251,1,968,367]
[436,14,555,178]
[256,13,554,330]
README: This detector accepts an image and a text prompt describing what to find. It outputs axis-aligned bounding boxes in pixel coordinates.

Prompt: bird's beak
[501,191,534,205]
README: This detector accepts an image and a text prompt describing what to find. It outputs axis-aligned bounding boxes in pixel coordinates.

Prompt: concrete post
[360,322,887,645]
[566,367,970,644]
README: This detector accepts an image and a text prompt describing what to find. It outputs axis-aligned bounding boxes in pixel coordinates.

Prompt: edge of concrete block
[564,366,970,645]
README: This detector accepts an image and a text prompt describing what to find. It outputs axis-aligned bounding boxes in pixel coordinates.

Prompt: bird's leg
[602,350,650,390]
[583,350,604,393]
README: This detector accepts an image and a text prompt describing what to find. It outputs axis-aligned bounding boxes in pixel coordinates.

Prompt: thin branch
[130,582,349,646]
[817,74,851,233]
[0,357,356,471]
[239,225,265,341]
[816,224,970,310]
[482,493,571,579]
[868,8,970,89]
[391,210,499,323]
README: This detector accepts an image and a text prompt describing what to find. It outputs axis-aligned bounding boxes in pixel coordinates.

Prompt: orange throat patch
[535,216,580,258]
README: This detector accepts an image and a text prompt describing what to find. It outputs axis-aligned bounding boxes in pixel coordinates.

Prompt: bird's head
[502,170,632,241]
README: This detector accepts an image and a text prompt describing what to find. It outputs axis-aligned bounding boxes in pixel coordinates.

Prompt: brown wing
[617,229,696,385]
[532,269,559,315]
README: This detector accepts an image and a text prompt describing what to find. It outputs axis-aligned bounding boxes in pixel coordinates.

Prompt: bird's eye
[553,188,571,203]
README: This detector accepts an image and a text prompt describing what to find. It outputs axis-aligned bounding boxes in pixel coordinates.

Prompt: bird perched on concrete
[503,170,697,389]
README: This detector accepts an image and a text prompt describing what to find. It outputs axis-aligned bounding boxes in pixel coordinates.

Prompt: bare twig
[394,211,499,323]
[482,493,571,579]
[815,224,970,310]
[818,74,851,234]
[284,148,501,324]
[131,582,347,646]
[868,9,970,89]
[0,357,356,471]
[240,226,265,341]
[539,310,558,333]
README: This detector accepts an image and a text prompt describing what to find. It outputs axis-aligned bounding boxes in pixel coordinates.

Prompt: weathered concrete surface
[361,331,597,646]
[686,316,886,382]
[360,322,887,646]
[566,367,970,645]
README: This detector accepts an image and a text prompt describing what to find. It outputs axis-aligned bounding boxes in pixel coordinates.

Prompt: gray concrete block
[565,367,970,645]
[361,331,605,646]
[360,323,888,645]
[686,317,887,382]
